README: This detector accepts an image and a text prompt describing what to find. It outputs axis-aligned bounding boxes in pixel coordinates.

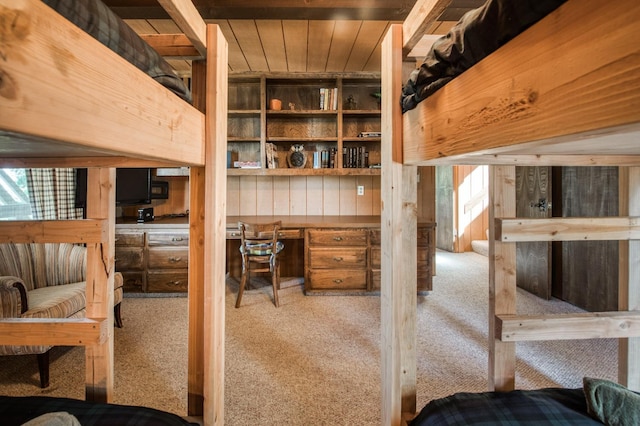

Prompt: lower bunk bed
[409,378,640,425]
[0,395,198,426]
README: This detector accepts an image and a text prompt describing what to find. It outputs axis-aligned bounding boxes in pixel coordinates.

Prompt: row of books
[319,88,338,111]
[311,146,370,169]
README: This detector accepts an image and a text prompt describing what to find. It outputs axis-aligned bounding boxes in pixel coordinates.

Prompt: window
[0,169,33,220]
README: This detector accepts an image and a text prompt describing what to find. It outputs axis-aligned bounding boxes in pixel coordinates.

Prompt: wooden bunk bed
[380,0,640,424]
[0,0,227,424]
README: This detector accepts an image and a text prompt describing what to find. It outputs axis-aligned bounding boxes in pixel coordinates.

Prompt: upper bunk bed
[0,0,204,166]
[0,1,228,424]
[400,0,640,166]
[379,0,640,424]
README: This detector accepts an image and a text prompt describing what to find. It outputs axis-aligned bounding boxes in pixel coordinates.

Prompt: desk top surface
[117,215,435,229]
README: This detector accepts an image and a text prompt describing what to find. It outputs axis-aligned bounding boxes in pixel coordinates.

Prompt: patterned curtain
[26,169,83,220]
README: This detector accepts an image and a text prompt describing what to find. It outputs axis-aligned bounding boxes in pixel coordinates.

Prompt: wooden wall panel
[272,176,291,215]
[323,176,341,215]
[436,166,454,251]
[239,176,258,215]
[227,176,240,216]
[339,176,358,215]
[306,176,324,215]
[289,177,308,215]
[256,176,274,213]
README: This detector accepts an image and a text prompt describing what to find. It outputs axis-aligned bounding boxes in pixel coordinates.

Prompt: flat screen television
[75,168,152,208]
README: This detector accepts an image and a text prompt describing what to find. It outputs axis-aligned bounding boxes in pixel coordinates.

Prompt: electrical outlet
[357,185,365,196]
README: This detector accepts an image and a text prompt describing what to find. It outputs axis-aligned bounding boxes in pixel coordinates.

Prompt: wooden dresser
[116,219,189,293]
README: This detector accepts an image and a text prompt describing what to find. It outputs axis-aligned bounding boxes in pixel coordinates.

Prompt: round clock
[287,144,307,168]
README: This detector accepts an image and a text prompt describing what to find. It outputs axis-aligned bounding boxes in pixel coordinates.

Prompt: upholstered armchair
[0,243,123,388]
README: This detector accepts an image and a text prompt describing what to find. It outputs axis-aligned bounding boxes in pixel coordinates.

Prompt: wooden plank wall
[226,175,381,216]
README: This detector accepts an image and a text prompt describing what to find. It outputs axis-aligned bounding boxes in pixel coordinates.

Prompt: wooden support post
[488,166,516,391]
[84,167,115,402]
[188,59,206,416]
[203,24,228,426]
[381,24,418,425]
[619,167,640,391]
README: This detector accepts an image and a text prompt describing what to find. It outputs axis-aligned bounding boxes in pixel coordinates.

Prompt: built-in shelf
[227,73,381,176]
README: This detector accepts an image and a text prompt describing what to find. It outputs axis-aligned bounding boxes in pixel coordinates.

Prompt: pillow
[583,377,640,426]
[22,412,81,426]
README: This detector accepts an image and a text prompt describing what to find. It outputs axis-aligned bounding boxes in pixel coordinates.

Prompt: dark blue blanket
[0,395,198,426]
[410,388,601,425]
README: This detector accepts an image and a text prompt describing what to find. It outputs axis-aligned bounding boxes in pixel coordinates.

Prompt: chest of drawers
[306,229,369,291]
[305,224,434,294]
[116,225,189,293]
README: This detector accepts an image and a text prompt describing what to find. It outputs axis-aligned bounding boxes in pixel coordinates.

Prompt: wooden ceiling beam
[402,0,452,55]
[141,34,202,59]
[156,0,207,55]
[105,0,417,21]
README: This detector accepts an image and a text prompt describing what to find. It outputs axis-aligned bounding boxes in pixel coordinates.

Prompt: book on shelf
[316,148,337,168]
[342,146,369,168]
[319,87,338,111]
[233,161,261,169]
[358,131,381,138]
[266,143,277,169]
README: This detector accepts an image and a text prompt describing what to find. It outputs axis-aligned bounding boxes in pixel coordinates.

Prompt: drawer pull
[333,279,343,284]
[230,232,239,237]
[333,257,343,262]
[333,236,343,241]
[168,281,183,286]
[171,237,184,242]
[169,257,182,262]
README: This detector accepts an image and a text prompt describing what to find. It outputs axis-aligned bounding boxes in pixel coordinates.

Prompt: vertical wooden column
[381,24,418,425]
[85,167,116,402]
[189,59,206,416]
[204,24,228,426]
[488,166,516,391]
[619,167,640,391]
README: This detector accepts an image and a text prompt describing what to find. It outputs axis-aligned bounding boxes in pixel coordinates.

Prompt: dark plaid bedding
[0,395,198,426]
[409,388,602,425]
[42,0,192,103]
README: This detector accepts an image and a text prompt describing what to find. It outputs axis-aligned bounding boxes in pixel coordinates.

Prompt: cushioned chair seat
[239,241,284,256]
[23,282,86,319]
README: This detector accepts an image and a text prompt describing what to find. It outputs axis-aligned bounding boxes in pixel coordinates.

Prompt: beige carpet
[0,251,617,425]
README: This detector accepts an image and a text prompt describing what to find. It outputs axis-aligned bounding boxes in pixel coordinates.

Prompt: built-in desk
[116,216,435,294]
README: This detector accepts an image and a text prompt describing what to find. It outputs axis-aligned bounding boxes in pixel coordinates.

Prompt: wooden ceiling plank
[156,0,207,56]
[402,0,451,55]
[344,20,389,72]
[124,19,157,34]
[230,20,269,71]
[363,22,392,72]
[326,21,361,72]
[167,59,193,77]
[209,19,251,73]
[282,20,309,72]
[147,18,181,33]
[307,21,335,72]
[256,21,288,72]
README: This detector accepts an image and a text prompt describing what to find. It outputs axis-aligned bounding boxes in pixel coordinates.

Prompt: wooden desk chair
[236,221,284,308]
